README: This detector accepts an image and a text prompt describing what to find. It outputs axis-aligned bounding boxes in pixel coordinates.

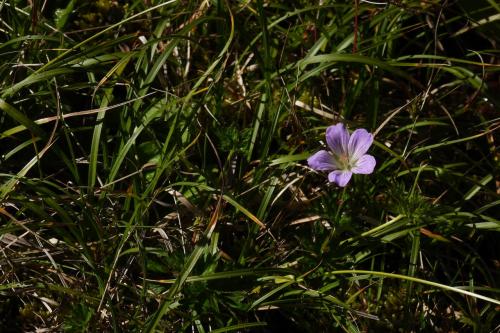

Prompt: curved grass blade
[326,270,500,306]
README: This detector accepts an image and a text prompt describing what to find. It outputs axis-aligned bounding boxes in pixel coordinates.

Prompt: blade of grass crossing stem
[325,270,500,306]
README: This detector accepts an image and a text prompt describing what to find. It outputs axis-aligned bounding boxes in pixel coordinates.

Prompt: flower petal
[348,128,373,162]
[326,123,349,156]
[351,154,376,174]
[328,170,352,187]
[308,150,337,171]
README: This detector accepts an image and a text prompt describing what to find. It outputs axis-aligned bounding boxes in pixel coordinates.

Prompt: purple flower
[308,123,376,187]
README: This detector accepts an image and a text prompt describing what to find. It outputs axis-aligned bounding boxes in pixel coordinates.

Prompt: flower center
[336,153,352,170]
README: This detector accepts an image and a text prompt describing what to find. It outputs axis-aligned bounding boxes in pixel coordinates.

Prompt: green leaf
[54,0,76,30]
